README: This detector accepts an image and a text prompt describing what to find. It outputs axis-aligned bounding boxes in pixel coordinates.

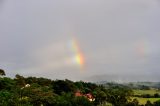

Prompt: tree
[52,79,76,95]
[55,92,93,106]
[0,91,13,106]
[72,96,93,106]
[23,84,57,106]
[132,99,139,106]
[153,100,160,106]
[93,87,107,105]
[0,77,15,90]
[145,100,153,106]
[14,74,25,87]
[106,86,133,106]
[154,93,159,98]
[55,92,73,106]
[0,69,5,76]
[127,99,139,106]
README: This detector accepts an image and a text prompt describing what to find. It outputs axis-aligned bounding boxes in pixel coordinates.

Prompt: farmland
[133,89,160,96]
[131,89,160,105]
[132,97,160,105]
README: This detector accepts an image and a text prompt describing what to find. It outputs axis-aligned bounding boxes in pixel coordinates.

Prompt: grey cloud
[0,0,160,81]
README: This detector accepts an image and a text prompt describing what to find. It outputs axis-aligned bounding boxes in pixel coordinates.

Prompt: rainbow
[135,39,150,58]
[70,38,85,68]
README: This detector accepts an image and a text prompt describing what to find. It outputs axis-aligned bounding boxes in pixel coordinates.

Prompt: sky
[0,0,160,82]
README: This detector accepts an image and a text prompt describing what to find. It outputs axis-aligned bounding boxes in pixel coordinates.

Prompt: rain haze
[0,0,160,82]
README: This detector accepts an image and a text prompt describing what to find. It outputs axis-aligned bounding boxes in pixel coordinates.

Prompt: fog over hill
[86,74,160,83]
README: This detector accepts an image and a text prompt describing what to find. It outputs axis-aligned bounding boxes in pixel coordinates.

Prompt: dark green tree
[154,93,159,98]
[0,91,13,106]
[14,74,26,87]
[52,79,76,95]
[106,86,133,106]
[24,85,57,106]
[72,96,93,106]
[127,98,139,106]
[94,87,107,105]
[0,69,5,76]
[0,77,15,90]
[153,100,160,106]
[145,100,153,106]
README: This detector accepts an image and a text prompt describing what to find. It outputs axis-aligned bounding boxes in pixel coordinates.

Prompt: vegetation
[133,89,160,96]
[0,69,5,76]
[0,69,160,106]
[131,97,160,105]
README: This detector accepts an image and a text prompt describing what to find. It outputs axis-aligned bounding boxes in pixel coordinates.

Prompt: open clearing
[133,89,160,96]
[132,97,160,105]
[131,89,160,105]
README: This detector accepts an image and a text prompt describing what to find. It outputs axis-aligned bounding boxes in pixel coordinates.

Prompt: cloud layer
[0,0,160,81]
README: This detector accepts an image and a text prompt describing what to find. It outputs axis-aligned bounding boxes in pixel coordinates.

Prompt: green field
[132,89,160,105]
[133,89,160,96]
[131,97,160,105]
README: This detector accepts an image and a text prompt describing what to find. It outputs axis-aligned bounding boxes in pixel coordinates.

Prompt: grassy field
[133,89,160,96]
[132,89,160,105]
[131,97,160,105]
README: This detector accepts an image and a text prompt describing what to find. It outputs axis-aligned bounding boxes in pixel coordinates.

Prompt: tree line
[0,69,160,106]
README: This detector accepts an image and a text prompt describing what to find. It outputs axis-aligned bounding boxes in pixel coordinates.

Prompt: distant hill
[86,74,160,83]
[96,81,160,89]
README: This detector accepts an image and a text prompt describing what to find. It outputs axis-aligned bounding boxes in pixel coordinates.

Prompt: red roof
[75,91,94,101]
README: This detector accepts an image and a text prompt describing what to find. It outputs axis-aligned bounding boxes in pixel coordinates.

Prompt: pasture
[132,97,160,105]
[133,89,160,96]
[132,89,160,105]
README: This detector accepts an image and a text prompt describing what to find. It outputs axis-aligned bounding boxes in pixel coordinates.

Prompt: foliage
[145,100,153,106]
[2,70,160,106]
[106,86,133,106]
[126,98,139,106]
[52,79,77,95]
[0,69,5,76]
[0,90,13,106]
[0,77,15,90]
[153,100,160,106]
[133,89,160,97]
[131,97,160,105]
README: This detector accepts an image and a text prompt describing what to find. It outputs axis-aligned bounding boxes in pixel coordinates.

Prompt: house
[85,93,95,101]
[75,90,95,101]
[75,90,83,97]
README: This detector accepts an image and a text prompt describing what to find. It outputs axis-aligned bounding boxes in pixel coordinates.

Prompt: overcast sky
[0,0,160,81]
